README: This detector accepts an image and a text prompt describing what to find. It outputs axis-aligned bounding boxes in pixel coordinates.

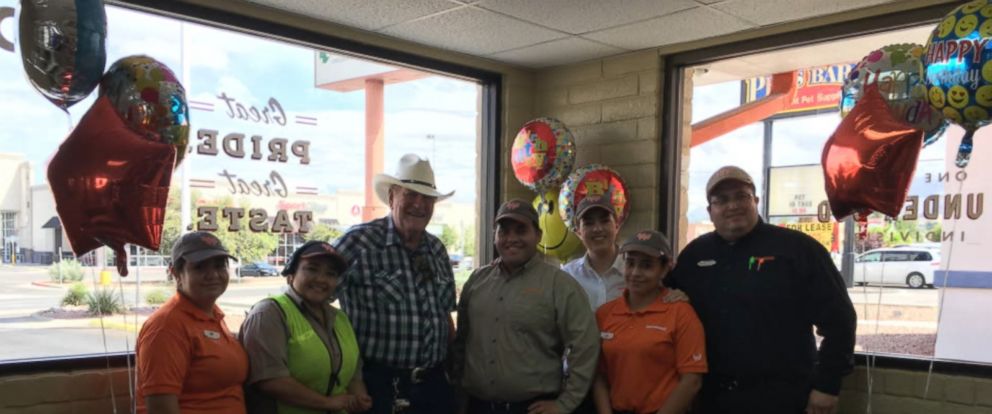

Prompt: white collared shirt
[562,252,626,310]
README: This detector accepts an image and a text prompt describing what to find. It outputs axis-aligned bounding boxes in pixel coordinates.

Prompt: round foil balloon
[533,189,582,262]
[101,55,190,164]
[842,43,946,145]
[511,117,576,192]
[559,164,630,232]
[19,0,107,109]
[923,0,992,167]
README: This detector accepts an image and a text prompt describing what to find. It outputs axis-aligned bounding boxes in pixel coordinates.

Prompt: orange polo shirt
[136,293,248,414]
[596,290,707,414]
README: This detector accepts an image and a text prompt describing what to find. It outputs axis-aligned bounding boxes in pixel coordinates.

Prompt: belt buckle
[723,379,739,391]
[410,366,426,384]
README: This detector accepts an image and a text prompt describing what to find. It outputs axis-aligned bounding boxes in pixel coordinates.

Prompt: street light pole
[427,134,436,161]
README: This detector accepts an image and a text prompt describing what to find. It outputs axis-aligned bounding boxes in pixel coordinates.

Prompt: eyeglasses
[709,192,754,208]
[411,253,433,284]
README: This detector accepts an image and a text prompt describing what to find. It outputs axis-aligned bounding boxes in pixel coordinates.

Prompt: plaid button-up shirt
[333,216,456,368]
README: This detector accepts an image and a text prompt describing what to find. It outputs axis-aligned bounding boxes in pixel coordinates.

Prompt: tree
[439,224,459,251]
[303,223,343,243]
[462,226,476,257]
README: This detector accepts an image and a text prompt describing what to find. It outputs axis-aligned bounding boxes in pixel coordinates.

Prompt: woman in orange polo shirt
[136,231,249,414]
[592,230,707,414]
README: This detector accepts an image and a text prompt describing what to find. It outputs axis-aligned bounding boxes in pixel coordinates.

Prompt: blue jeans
[361,360,454,414]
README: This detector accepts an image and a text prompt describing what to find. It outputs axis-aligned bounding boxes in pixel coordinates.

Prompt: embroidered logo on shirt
[748,256,776,271]
[203,330,221,340]
[697,260,716,267]
[601,332,614,340]
[645,325,668,332]
[692,353,703,361]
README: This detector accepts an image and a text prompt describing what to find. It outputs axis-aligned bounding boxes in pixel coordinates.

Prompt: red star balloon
[822,84,923,220]
[48,95,177,276]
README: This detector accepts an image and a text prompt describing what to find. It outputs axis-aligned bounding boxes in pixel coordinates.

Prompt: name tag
[697,260,716,267]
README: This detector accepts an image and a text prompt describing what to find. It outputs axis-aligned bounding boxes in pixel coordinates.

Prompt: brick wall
[3,365,991,413]
[839,366,992,413]
[530,50,662,240]
[0,368,131,414]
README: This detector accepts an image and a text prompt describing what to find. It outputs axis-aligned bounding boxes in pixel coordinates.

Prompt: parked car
[853,247,939,289]
[240,261,279,277]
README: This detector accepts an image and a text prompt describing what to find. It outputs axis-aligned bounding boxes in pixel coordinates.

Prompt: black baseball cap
[620,230,673,260]
[171,231,235,265]
[574,195,616,226]
[282,241,348,276]
[495,199,540,228]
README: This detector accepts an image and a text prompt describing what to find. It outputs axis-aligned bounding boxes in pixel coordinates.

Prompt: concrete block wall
[837,366,992,413]
[530,50,663,240]
[0,368,132,414]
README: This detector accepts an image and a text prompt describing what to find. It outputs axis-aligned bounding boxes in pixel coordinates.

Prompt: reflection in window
[0,2,481,361]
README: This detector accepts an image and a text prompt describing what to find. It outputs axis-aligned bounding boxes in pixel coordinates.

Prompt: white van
[853,247,939,289]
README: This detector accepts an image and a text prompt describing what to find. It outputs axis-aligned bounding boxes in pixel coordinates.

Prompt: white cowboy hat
[374,154,454,205]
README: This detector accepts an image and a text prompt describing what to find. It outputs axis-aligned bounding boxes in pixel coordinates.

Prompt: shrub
[145,289,170,305]
[87,289,124,315]
[61,283,89,306]
[48,259,84,283]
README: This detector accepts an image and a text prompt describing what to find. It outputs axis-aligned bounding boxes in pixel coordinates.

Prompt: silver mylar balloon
[19,0,107,109]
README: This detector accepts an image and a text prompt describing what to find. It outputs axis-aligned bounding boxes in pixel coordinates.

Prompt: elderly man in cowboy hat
[333,153,457,414]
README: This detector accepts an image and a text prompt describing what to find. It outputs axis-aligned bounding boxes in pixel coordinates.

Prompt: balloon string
[925,174,966,398]
[116,275,135,413]
[853,212,876,414]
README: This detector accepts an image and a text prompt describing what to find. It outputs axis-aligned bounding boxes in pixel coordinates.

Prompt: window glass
[0,2,482,361]
[684,24,992,363]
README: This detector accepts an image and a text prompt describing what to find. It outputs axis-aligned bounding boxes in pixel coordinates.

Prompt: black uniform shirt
[668,221,856,395]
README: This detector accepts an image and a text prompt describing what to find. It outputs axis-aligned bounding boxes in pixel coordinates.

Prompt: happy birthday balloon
[101,55,190,165]
[842,43,946,145]
[533,189,582,262]
[19,0,107,109]
[559,164,629,232]
[923,0,992,167]
[511,117,576,192]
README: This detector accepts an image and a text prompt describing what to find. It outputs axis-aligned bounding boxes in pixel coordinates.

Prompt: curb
[88,318,142,333]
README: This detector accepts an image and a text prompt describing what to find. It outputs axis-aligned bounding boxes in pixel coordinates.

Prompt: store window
[682,23,992,365]
[0,2,485,361]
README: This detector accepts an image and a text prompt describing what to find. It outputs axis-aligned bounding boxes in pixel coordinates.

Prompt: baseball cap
[282,241,349,276]
[706,166,755,197]
[620,230,673,260]
[574,195,616,225]
[171,231,236,265]
[495,199,540,228]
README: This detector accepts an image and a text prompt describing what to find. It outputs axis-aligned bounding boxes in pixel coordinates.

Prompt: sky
[0,2,479,204]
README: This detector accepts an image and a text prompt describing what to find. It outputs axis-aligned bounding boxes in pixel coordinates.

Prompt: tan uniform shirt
[454,254,600,412]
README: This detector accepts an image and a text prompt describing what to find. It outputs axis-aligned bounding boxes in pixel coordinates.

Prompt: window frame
[660,3,992,372]
[3,0,502,373]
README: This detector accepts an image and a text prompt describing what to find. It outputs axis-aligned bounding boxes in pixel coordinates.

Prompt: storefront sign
[743,63,855,114]
[192,92,315,233]
[767,165,829,217]
[781,222,837,252]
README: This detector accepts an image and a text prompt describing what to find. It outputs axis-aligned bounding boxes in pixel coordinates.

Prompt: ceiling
[244,0,914,69]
